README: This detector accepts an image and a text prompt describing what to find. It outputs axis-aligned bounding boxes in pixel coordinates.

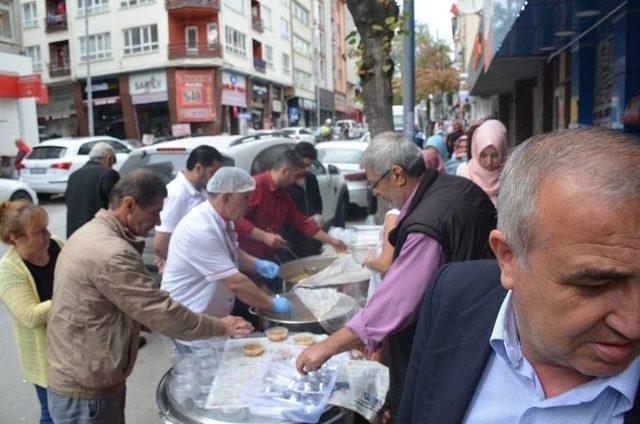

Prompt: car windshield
[317,148,363,164]
[28,146,67,159]
[119,152,189,185]
[281,129,295,136]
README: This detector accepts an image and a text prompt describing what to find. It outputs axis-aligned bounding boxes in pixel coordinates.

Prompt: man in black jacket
[282,142,323,259]
[65,142,120,237]
[399,128,640,423]
[296,132,496,418]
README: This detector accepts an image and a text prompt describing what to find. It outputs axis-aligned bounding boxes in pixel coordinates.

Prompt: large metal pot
[249,292,358,334]
[278,255,370,307]
[156,368,350,424]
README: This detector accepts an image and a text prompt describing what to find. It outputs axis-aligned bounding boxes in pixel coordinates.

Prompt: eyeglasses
[368,169,391,191]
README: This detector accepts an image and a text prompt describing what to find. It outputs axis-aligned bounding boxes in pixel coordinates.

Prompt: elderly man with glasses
[296,132,497,419]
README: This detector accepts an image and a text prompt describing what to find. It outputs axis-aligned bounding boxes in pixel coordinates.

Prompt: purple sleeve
[346,233,444,350]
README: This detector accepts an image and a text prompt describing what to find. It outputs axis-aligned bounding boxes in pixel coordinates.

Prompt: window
[314,0,323,26]
[282,52,290,74]
[251,145,294,175]
[22,2,37,29]
[25,45,42,71]
[320,58,326,84]
[294,68,311,89]
[224,26,246,57]
[261,5,271,30]
[264,45,274,70]
[185,26,197,50]
[104,139,129,153]
[123,25,158,54]
[0,0,14,40]
[293,35,310,57]
[120,0,153,7]
[292,1,309,25]
[315,29,324,54]
[207,23,218,46]
[29,146,67,159]
[78,0,109,16]
[280,17,289,40]
[80,32,111,61]
[225,0,243,13]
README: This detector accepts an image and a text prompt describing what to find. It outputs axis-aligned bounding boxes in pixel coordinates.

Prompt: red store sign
[175,70,216,122]
[0,73,46,100]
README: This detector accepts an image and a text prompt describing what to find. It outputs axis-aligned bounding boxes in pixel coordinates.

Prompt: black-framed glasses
[368,169,391,191]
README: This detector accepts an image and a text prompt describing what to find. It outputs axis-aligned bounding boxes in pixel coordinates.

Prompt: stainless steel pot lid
[251,292,357,325]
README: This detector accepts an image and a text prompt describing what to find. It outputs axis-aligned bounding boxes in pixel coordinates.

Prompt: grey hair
[497,127,640,261]
[361,131,425,177]
[89,142,116,159]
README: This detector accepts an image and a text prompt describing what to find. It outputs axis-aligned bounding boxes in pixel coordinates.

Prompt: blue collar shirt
[463,291,640,423]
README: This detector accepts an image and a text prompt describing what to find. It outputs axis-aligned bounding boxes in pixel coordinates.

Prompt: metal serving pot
[249,292,358,334]
[156,369,350,424]
[278,255,370,307]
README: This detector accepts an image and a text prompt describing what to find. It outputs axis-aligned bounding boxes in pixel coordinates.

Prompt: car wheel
[334,191,348,228]
[10,190,34,203]
[37,193,52,201]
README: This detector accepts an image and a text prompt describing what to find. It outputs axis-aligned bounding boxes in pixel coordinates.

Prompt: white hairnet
[206,167,256,194]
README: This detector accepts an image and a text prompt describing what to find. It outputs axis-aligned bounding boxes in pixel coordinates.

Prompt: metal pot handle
[248,306,257,315]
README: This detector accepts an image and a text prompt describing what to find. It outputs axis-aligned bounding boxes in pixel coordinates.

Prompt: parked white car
[118,134,349,271]
[0,178,38,204]
[316,141,369,209]
[281,127,317,144]
[19,136,131,199]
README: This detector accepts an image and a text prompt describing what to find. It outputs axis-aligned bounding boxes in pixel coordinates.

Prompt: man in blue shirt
[399,127,640,423]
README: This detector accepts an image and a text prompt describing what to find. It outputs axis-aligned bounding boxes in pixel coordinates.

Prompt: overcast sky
[414,1,455,47]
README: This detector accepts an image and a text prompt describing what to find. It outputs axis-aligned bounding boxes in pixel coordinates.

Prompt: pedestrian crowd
[1,124,639,424]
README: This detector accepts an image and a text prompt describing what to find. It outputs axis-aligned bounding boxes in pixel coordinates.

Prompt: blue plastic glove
[253,259,280,280]
[271,296,293,316]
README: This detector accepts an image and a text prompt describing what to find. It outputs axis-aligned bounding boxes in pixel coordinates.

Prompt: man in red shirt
[235,150,347,261]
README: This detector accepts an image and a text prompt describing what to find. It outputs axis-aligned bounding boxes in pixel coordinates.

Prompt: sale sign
[175,70,216,122]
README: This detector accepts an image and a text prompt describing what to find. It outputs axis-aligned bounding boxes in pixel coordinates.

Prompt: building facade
[456,0,640,146]
[17,0,362,138]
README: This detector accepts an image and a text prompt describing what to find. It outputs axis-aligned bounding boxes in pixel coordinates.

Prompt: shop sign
[82,78,119,100]
[300,98,316,111]
[272,100,282,113]
[175,70,216,122]
[37,85,49,105]
[130,71,168,105]
[238,112,252,119]
[18,75,42,98]
[221,71,247,108]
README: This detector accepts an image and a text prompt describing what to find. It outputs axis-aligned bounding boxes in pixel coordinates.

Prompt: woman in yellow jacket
[0,200,63,424]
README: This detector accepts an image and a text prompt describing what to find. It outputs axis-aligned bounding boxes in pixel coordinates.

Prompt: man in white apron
[161,167,291,353]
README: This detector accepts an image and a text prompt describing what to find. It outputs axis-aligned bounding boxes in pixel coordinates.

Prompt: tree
[346,0,400,137]
[393,24,460,109]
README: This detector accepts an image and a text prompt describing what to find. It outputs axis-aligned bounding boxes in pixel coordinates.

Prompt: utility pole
[84,5,94,136]
[402,0,415,138]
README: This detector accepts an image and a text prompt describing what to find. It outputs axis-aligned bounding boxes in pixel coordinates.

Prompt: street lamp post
[84,5,94,136]
[402,0,415,138]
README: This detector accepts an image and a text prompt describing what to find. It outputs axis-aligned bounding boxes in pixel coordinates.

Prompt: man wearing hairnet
[161,167,291,353]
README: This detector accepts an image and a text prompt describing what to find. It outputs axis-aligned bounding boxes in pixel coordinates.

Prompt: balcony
[49,62,71,77]
[252,18,264,33]
[166,0,220,11]
[253,57,266,73]
[45,14,67,32]
[168,43,222,60]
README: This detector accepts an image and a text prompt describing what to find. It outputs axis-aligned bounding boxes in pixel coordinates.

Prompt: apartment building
[220,0,293,132]
[16,0,363,138]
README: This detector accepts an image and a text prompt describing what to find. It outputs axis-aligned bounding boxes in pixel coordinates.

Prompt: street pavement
[0,197,368,423]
